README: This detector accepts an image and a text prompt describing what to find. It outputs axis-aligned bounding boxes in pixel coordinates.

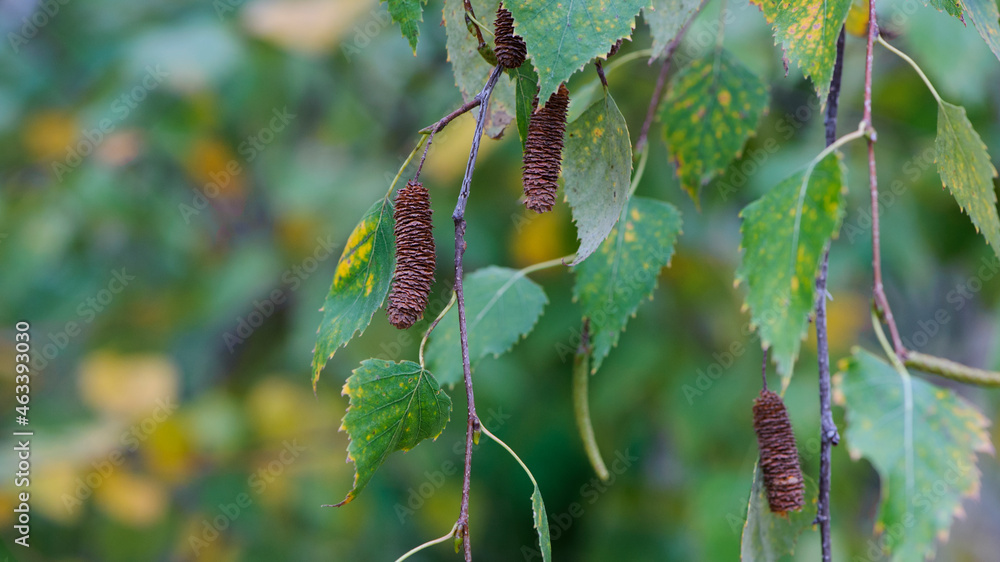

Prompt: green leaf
[936,102,1000,257]
[574,197,683,373]
[752,0,853,99]
[659,49,769,204]
[426,266,548,385]
[564,91,633,265]
[645,0,702,60]
[960,0,1000,62]
[736,152,846,384]
[335,359,452,507]
[312,198,395,389]
[929,0,963,18]
[834,349,995,562]
[740,462,818,562]
[505,0,648,102]
[510,61,540,151]
[383,0,429,54]
[531,485,552,562]
[444,0,516,139]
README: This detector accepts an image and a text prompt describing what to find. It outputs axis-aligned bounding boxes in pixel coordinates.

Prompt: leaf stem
[628,144,650,198]
[419,292,457,368]
[876,36,943,104]
[452,64,504,561]
[481,424,540,490]
[573,321,611,481]
[393,524,459,562]
[386,135,430,199]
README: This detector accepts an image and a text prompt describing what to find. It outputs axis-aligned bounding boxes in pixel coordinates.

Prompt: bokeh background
[1,0,999,560]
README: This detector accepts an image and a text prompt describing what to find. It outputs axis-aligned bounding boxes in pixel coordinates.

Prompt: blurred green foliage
[1,0,999,560]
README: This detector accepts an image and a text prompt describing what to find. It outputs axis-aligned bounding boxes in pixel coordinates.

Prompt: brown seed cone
[494,3,527,69]
[521,84,570,214]
[752,389,806,515]
[387,181,436,330]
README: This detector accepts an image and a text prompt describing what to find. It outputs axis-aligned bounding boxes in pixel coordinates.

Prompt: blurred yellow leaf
[246,377,326,440]
[183,137,246,197]
[805,291,868,353]
[94,471,168,527]
[845,0,870,37]
[422,113,501,184]
[509,205,570,267]
[23,111,78,161]
[242,0,373,54]
[79,351,179,419]
[142,418,195,483]
[31,461,81,525]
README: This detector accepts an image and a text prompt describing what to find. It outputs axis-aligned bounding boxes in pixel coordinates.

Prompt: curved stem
[628,144,650,198]
[876,36,943,104]
[904,351,1000,387]
[386,135,430,199]
[573,321,611,481]
[419,292,457,368]
[393,524,459,562]
[480,425,541,489]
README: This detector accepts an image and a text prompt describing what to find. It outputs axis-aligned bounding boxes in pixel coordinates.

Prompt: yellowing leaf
[573,197,682,373]
[844,0,869,38]
[935,101,1000,257]
[752,0,853,99]
[505,0,647,102]
[645,0,702,61]
[659,49,768,204]
[736,152,846,384]
[78,352,180,420]
[335,360,452,506]
[312,198,395,388]
[564,91,633,265]
[835,349,995,562]
[94,471,168,527]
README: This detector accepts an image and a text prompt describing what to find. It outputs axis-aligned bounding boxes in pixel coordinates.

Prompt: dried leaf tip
[752,389,805,515]
[494,3,527,69]
[387,181,435,329]
[522,84,570,214]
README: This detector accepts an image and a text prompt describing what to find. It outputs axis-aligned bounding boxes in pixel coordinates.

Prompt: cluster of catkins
[387,4,577,328]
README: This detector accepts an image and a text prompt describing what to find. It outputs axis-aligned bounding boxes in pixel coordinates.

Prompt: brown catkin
[522,84,570,214]
[494,3,526,69]
[387,181,435,330]
[752,389,806,515]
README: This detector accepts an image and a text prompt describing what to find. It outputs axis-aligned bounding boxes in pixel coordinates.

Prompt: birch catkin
[522,84,570,214]
[494,3,526,69]
[752,389,806,514]
[387,181,435,329]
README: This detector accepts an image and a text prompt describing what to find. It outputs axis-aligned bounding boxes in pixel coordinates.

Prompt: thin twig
[903,350,1000,387]
[635,0,709,153]
[862,3,906,358]
[463,0,487,52]
[814,28,845,562]
[761,348,769,391]
[453,64,504,561]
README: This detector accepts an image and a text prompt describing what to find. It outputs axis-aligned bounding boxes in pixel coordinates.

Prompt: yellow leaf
[79,352,179,420]
[23,111,78,161]
[845,0,870,37]
[94,471,168,527]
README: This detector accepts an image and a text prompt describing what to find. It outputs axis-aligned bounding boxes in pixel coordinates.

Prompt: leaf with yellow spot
[505,0,648,102]
[335,359,452,507]
[312,198,395,389]
[740,461,818,561]
[659,49,768,204]
[834,349,994,562]
[751,0,852,99]
[936,101,1000,257]
[426,266,548,385]
[736,152,846,385]
[573,197,682,373]
[960,0,1000,62]
[444,0,516,139]
[564,90,633,266]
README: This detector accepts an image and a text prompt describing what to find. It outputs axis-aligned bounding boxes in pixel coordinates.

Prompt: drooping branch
[814,27,845,562]
[452,64,504,561]
[863,3,905,358]
[635,0,709,153]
